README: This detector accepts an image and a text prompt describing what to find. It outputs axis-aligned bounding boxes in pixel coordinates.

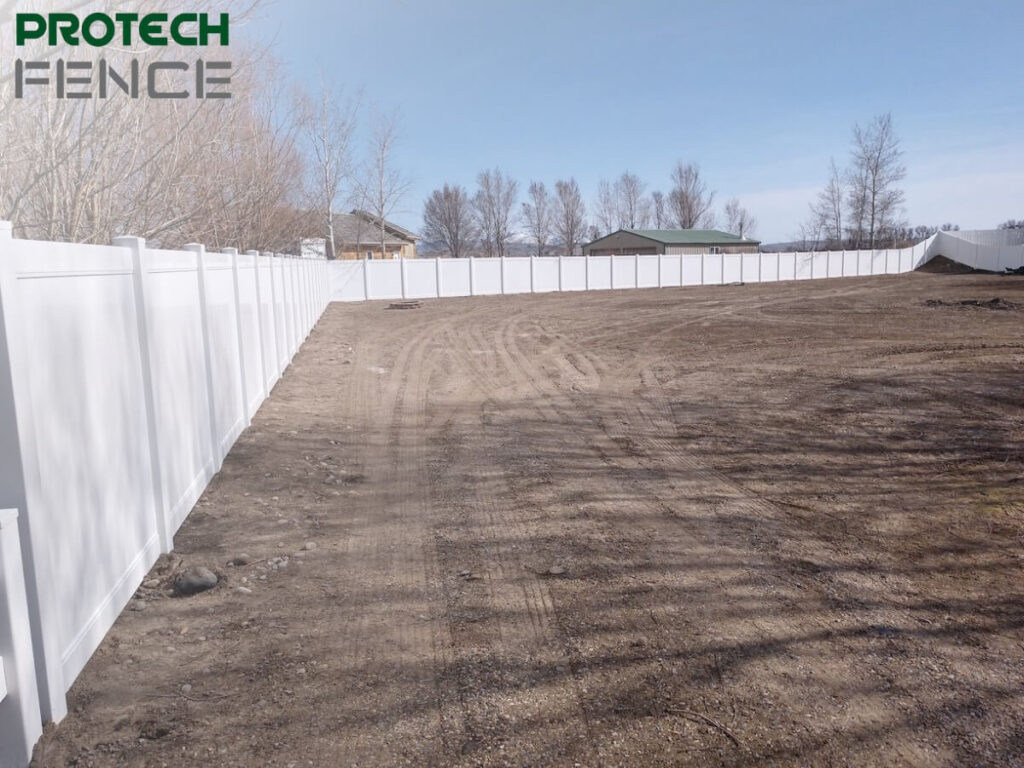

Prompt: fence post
[558,254,563,291]
[225,248,251,429]
[500,254,506,294]
[679,254,684,286]
[283,256,294,356]
[246,251,269,399]
[0,508,43,768]
[266,253,283,381]
[585,253,590,290]
[185,243,223,471]
[700,253,705,285]
[610,255,615,290]
[113,236,173,555]
[530,254,536,293]
[435,257,442,298]
[400,255,407,299]
[362,256,370,301]
[469,255,476,296]
[289,256,300,352]
[657,255,662,288]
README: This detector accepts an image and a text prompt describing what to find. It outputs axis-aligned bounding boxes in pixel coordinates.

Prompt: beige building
[332,210,418,260]
[583,229,760,256]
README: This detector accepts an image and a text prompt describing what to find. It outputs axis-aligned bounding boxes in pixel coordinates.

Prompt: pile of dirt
[916,254,989,274]
[924,297,1019,310]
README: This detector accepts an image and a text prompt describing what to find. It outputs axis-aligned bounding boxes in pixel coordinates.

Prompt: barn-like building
[583,229,760,256]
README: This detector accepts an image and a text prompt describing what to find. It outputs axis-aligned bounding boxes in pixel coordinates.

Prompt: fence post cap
[183,242,205,252]
[113,235,145,248]
[222,247,239,255]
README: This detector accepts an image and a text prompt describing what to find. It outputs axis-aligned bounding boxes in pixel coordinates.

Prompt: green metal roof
[624,229,760,245]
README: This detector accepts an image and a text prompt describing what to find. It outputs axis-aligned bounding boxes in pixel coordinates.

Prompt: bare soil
[32,273,1024,767]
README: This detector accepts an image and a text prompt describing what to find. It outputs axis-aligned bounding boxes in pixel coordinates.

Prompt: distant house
[583,229,760,256]
[331,210,419,260]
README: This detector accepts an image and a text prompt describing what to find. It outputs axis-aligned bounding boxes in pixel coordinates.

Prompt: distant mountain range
[759,241,811,252]
[419,232,558,257]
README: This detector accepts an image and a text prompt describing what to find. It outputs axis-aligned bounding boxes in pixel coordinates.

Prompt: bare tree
[300,82,357,259]
[594,179,618,235]
[723,198,757,239]
[650,190,667,229]
[356,111,413,259]
[668,162,715,228]
[614,172,650,229]
[197,63,311,251]
[472,168,518,258]
[808,158,844,247]
[553,178,586,256]
[847,113,905,249]
[521,181,553,256]
[423,183,476,258]
[795,219,823,252]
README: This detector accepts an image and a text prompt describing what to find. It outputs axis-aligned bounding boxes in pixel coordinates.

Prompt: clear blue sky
[247,0,1024,242]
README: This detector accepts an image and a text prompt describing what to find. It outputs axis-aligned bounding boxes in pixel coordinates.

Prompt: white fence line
[329,232,1024,303]
[0,222,328,768]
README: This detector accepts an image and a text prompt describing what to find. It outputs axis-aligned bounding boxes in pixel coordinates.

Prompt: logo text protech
[16,13,229,47]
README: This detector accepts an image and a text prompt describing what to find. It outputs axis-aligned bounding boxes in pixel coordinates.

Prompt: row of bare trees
[423,164,756,258]
[0,0,411,255]
[802,113,908,250]
[423,173,589,259]
[592,164,754,236]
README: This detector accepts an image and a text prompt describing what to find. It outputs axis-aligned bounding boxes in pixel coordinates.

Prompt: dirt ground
[32,273,1024,768]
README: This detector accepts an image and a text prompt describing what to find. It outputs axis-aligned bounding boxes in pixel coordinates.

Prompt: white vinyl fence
[0,222,328,768]
[329,230,1024,303]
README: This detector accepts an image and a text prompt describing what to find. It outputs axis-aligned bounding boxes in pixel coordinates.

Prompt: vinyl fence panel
[0,223,328,768]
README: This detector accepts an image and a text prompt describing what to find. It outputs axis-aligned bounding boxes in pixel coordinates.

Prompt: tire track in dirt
[453,309,790,760]
[495,310,955,763]
[488,312,771,762]
[314,311,464,766]
[428,306,604,766]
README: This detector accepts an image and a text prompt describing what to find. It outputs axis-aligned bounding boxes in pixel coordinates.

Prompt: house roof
[621,229,761,246]
[331,210,419,246]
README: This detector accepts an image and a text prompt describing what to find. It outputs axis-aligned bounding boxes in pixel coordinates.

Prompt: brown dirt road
[33,273,1024,767]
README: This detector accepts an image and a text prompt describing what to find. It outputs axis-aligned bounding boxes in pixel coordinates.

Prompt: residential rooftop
[623,229,760,245]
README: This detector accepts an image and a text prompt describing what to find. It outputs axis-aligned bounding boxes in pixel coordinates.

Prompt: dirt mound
[916,254,989,274]
[924,297,1019,310]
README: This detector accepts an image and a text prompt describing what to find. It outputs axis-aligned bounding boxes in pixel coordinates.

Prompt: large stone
[174,566,219,596]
